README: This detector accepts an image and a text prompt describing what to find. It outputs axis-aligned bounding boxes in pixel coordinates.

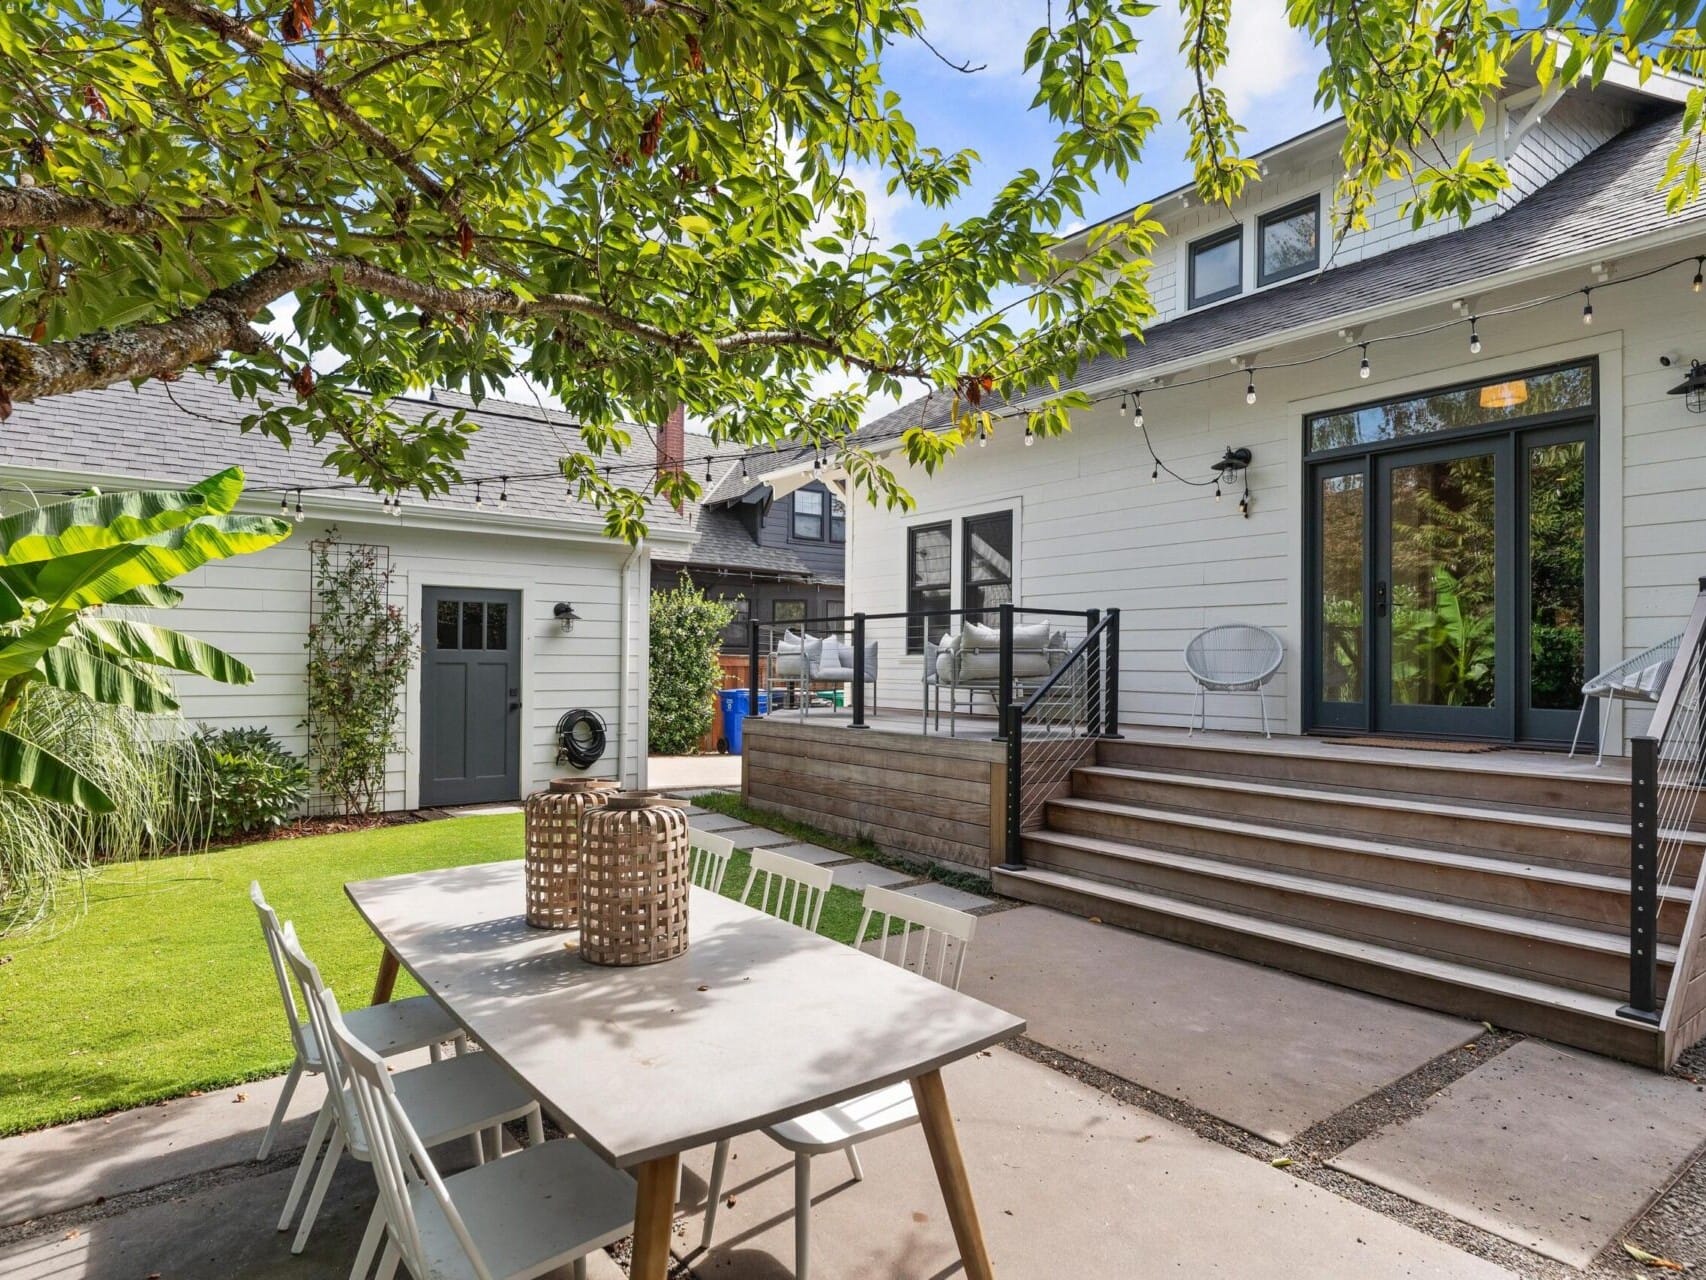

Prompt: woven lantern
[523,779,619,930]
[579,792,691,966]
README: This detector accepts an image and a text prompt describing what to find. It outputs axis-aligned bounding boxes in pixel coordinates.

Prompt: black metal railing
[1621,576,1706,1024]
[1000,609,1122,870]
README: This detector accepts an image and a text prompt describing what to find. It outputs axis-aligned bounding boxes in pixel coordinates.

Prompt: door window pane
[436,600,459,650]
[1319,474,1365,704]
[462,601,485,650]
[1308,362,1593,453]
[1189,229,1241,307]
[1528,441,1588,710]
[485,601,509,651]
[963,512,1014,627]
[906,522,952,653]
[1258,199,1319,285]
[1388,453,1497,708]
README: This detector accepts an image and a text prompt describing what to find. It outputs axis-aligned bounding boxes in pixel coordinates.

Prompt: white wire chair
[1570,633,1682,766]
[1184,625,1285,738]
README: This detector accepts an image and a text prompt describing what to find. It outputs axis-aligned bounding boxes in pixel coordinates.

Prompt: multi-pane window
[829,496,846,543]
[906,522,951,653]
[1188,226,1242,307]
[773,599,807,626]
[792,489,825,540]
[962,512,1014,626]
[436,599,508,651]
[1257,197,1320,286]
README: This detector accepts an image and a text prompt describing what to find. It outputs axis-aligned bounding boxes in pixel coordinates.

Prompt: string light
[1244,371,1256,406]
[473,482,483,507]
[1132,392,1144,429]
[1358,345,1370,379]
[498,476,509,504]
[278,493,289,515]
[978,426,988,447]
[1150,461,1159,483]
[1024,425,1034,447]
[1119,392,1129,418]
[740,456,750,481]
[294,491,305,523]
[1469,316,1482,355]
[1694,257,1702,293]
[1581,288,1594,325]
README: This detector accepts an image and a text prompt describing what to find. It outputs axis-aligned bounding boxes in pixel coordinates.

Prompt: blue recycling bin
[718,688,769,755]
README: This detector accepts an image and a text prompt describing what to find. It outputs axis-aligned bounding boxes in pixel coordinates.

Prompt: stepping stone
[687,813,744,832]
[1329,1039,1706,1266]
[767,841,847,866]
[825,860,914,891]
[721,824,794,849]
[898,880,995,911]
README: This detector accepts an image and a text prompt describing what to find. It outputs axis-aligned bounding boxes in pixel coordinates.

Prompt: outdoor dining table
[346,859,1026,1279]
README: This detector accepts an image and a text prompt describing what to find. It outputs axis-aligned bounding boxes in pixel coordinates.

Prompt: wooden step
[1095,735,1635,820]
[1026,815,1693,941]
[1012,832,1674,998]
[991,866,1668,1068]
[1069,766,1706,877]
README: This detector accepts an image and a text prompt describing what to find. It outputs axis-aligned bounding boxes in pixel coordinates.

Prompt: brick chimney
[658,404,685,477]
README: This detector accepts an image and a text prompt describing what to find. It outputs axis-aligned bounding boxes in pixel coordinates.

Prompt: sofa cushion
[962,620,1052,652]
[957,649,1052,681]
[774,631,822,679]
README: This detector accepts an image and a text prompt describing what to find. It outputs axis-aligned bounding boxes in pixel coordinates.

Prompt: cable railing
[1001,610,1122,867]
[1622,576,1706,1027]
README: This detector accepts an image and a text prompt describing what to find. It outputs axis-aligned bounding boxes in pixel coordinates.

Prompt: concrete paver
[963,906,1480,1142]
[682,1045,1515,1279]
[685,812,744,832]
[897,879,994,911]
[764,841,847,867]
[824,860,914,891]
[1331,1039,1706,1266]
[720,825,795,849]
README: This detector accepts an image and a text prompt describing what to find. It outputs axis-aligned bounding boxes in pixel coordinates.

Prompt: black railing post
[1001,701,1025,870]
[1103,607,1123,738]
[996,603,1015,740]
[1085,608,1102,738]
[1619,733,1662,1025]
[747,620,762,719]
[850,612,868,729]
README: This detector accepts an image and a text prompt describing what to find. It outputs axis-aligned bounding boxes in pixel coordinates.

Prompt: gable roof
[653,503,828,580]
[752,107,1705,479]
[0,374,694,539]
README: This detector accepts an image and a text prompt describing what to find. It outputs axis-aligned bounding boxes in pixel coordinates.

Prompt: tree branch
[0,184,232,233]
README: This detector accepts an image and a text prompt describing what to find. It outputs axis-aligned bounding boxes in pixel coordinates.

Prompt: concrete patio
[5,895,1706,1278]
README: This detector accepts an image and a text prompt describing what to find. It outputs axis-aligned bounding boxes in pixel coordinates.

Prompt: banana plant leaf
[0,468,245,567]
[37,646,180,714]
[27,514,291,615]
[0,616,76,680]
[104,583,185,609]
[0,577,22,623]
[0,727,115,812]
[79,618,256,685]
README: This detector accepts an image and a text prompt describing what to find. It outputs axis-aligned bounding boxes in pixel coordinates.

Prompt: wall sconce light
[552,601,582,633]
[1210,446,1253,478]
[1667,359,1706,414]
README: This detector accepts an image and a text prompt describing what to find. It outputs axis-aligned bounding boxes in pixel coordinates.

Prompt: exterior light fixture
[1211,446,1253,478]
[1667,359,1706,414]
[552,601,582,633]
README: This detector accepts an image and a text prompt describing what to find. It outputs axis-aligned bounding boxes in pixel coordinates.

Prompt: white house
[753,63,1706,756]
[0,375,694,808]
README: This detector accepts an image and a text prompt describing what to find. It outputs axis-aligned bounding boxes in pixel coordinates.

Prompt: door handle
[508,700,522,712]
[1375,580,1389,618]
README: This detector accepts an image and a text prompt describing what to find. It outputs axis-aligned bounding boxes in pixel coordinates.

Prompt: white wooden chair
[740,846,834,932]
[318,984,638,1280]
[701,885,977,1278]
[277,923,544,1265]
[250,881,465,1161]
[1184,624,1285,737]
[689,827,737,895]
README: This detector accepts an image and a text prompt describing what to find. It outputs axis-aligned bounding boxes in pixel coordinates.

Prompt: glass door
[1373,438,1511,739]
[1520,428,1593,742]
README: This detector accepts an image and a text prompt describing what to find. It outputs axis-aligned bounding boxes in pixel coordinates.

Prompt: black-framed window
[829,496,846,543]
[792,489,825,540]
[773,599,807,626]
[962,511,1014,627]
[906,522,951,653]
[1188,226,1242,307]
[720,595,750,648]
[1257,197,1320,286]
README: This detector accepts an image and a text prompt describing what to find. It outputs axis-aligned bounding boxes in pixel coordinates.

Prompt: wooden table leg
[911,1068,995,1280]
[630,1152,680,1280]
[370,948,400,1005]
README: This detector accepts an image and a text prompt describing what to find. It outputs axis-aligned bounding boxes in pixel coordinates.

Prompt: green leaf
[33,515,290,614]
[0,728,115,812]
[0,469,248,567]
[104,583,185,609]
[80,618,256,685]
[0,617,76,680]
[677,214,712,237]
[37,646,180,714]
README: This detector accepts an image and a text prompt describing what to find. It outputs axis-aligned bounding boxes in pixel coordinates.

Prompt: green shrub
[649,579,734,755]
[188,727,309,841]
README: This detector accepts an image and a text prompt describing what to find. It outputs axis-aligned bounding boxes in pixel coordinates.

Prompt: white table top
[345,861,1025,1167]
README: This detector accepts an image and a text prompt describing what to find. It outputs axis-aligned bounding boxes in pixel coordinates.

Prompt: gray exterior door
[421,587,521,806]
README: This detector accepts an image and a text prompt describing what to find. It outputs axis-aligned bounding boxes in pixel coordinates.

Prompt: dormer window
[1188,226,1242,308]
[1257,197,1320,286]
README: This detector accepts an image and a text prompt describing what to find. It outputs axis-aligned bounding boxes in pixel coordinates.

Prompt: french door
[1308,421,1593,743]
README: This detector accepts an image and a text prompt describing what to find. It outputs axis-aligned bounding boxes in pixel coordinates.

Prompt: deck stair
[993,735,1706,1067]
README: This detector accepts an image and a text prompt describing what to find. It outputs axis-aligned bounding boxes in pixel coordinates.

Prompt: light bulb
[499,477,509,504]
[278,494,288,515]
[1024,426,1034,447]
[294,494,305,523]
[1469,318,1482,355]
[1582,291,1594,325]
[1694,258,1702,293]
[978,429,988,448]
[740,459,749,480]
[704,457,713,482]
[1214,482,1221,501]
[1119,393,1128,418]
[1133,394,1144,429]
[1358,345,1370,379]
[474,484,483,507]
[1244,374,1256,406]
[1150,462,1158,483]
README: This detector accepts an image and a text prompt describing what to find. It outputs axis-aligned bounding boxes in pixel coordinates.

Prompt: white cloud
[1218,0,1316,115]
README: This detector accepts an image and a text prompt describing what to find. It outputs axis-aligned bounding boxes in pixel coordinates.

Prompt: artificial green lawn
[0,814,881,1137]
